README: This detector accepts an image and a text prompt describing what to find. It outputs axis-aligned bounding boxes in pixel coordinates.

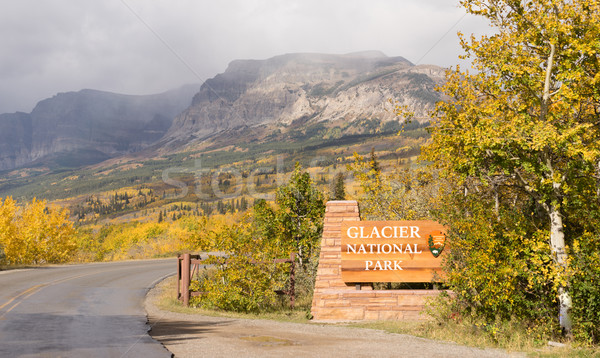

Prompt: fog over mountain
[0,85,198,171]
[162,51,444,150]
[0,1,489,115]
[0,52,445,171]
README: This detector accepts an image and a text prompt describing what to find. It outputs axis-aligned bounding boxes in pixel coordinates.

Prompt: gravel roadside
[144,281,525,358]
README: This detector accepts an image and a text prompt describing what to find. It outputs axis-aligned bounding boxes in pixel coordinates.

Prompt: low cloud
[0,0,489,114]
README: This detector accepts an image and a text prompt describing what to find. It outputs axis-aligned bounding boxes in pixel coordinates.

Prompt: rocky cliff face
[0,52,446,171]
[0,85,198,171]
[0,112,33,170]
[163,51,445,148]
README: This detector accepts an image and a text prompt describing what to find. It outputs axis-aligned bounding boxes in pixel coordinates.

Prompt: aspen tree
[424,0,600,336]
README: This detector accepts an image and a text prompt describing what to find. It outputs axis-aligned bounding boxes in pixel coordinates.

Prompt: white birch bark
[549,205,572,336]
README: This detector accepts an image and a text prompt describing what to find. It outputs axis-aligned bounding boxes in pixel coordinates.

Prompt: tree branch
[540,42,556,122]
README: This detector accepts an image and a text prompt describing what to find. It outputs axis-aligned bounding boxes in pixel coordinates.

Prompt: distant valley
[0,51,444,213]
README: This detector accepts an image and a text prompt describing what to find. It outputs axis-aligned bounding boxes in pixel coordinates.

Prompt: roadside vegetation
[424,0,600,347]
[358,0,600,351]
[0,197,76,265]
[187,163,325,314]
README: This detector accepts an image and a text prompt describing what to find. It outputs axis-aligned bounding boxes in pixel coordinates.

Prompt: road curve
[0,259,176,358]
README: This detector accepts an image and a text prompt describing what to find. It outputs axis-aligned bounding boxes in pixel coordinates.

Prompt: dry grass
[347,320,600,357]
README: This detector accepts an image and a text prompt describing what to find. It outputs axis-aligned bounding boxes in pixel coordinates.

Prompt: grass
[0,264,38,271]
[347,318,600,357]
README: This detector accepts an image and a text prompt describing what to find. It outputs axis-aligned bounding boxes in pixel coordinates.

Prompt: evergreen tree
[331,172,346,200]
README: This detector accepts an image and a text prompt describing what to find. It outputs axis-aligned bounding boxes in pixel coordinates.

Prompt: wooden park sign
[341,221,448,283]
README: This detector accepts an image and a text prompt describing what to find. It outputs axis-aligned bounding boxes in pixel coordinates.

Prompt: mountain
[0,51,447,202]
[161,51,445,150]
[0,84,198,171]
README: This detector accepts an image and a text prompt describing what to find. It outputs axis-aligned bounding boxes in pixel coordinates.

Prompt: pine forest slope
[0,52,444,221]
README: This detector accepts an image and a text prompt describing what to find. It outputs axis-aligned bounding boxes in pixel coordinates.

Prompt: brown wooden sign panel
[341,221,448,283]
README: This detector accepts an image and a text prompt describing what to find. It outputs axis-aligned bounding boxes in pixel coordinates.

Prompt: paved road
[0,259,176,358]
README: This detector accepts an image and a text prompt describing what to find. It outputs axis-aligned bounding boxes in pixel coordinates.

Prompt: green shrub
[569,235,600,344]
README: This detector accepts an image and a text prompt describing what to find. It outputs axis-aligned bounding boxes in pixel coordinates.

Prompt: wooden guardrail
[177,252,297,308]
[176,253,203,307]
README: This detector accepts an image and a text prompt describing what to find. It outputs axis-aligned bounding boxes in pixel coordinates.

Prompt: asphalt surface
[0,259,176,358]
[0,260,529,358]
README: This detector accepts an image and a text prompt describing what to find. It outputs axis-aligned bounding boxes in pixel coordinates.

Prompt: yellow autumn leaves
[0,197,76,265]
[74,218,202,262]
[0,195,236,265]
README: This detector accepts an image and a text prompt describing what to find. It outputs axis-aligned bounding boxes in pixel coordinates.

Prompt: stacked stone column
[310,200,441,321]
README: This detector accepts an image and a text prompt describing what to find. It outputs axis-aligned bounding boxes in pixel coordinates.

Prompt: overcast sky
[0,0,490,114]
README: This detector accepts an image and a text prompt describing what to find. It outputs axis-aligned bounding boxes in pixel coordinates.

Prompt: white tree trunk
[597,160,600,199]
[549,205,572,336]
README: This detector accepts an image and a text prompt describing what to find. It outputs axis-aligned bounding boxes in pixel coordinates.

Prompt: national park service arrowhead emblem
[428,230,446,258]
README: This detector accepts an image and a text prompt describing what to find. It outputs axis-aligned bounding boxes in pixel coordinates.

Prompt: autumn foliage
[189,164,325,312]
[0,197,77,265]
[420,0,600,342]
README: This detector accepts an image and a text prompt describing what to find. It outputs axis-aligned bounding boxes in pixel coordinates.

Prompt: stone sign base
[310,201,442,321]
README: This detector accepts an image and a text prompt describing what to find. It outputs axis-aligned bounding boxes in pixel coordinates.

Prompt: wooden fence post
[181,253,191,307]
[177,254,182,300]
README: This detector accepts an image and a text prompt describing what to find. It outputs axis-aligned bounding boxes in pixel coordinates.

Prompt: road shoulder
[144,279,524,358]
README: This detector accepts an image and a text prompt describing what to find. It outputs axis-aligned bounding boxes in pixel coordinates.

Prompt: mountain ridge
[0,51,445,175]
[162,52,443,151]
[0,84,199,171]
